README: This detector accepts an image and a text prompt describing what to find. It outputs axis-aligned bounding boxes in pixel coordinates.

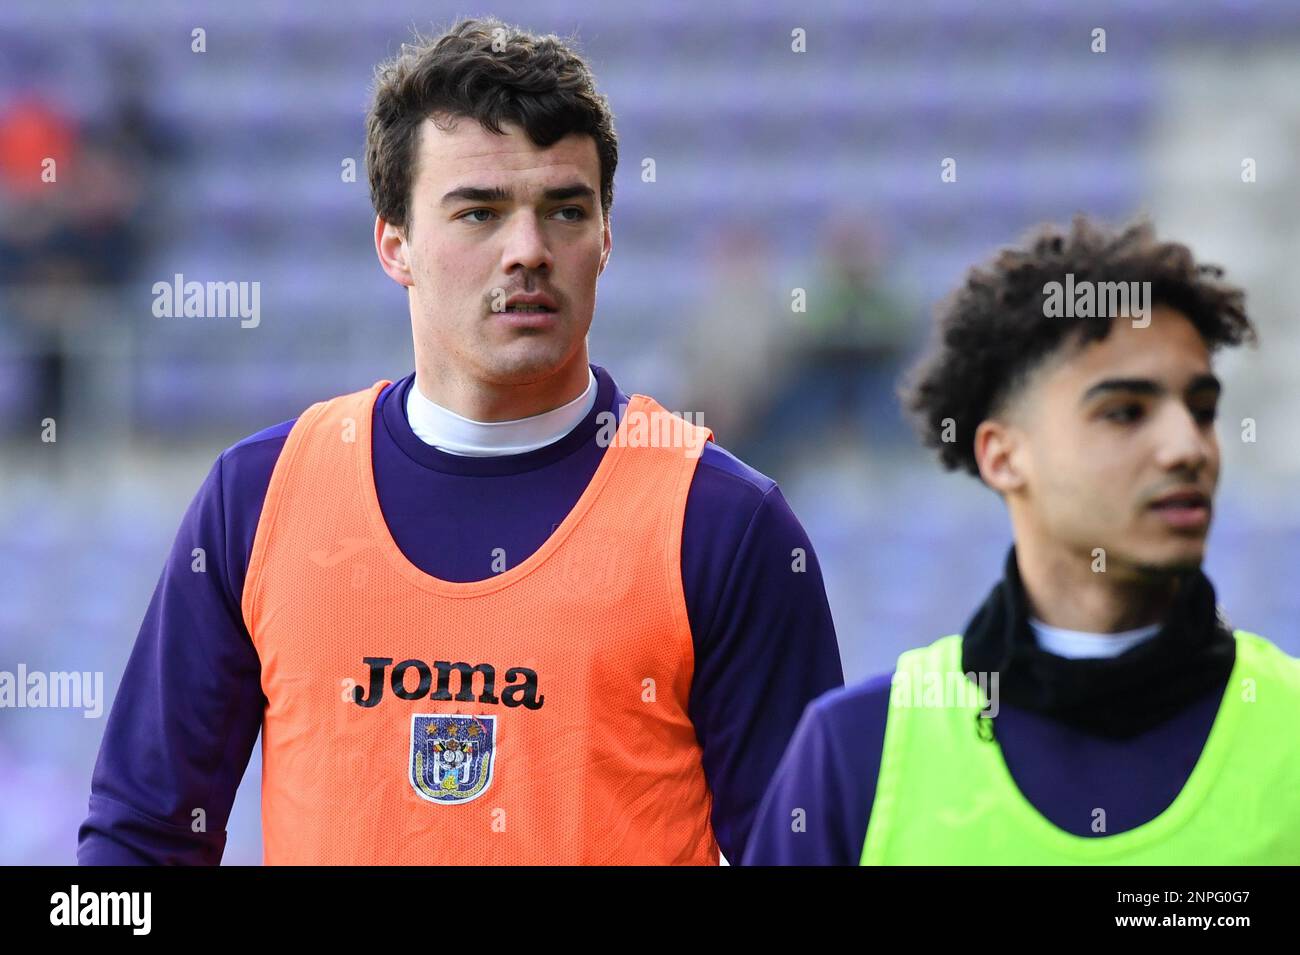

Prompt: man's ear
[597,213,612,275]
[974,418,1028,495]
[375,216,414,287]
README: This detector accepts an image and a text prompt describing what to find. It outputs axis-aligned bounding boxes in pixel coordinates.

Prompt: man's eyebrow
[1186,373,1222,396]
[1080,373,1222,404]
[441,185,512,205]
[1080,378,1163,404]
[439,183,596,205]
[541,183,596,202]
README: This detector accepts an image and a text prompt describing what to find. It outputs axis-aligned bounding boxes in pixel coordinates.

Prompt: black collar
[961,547,1235,738]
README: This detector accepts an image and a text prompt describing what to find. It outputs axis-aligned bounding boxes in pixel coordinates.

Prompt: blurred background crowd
[2,0,1298,863]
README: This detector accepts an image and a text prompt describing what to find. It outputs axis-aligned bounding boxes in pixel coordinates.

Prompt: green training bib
[861,630,1300,864]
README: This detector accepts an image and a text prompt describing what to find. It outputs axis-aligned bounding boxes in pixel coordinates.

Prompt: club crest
[409,714,496,804]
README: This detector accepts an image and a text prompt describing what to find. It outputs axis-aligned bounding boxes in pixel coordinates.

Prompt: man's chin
[476,340,583,386]
[1125,542,1207,579]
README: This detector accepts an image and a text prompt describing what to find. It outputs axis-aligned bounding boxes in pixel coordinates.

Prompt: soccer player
[78,18,842,865]
[744,215,1300,865]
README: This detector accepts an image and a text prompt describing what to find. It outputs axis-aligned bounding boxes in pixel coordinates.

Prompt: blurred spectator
[0,47,177,437]
[748,214,916,467]
[679,222,790,452]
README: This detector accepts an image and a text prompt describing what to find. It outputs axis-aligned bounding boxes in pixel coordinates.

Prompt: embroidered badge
[410,714,496,804]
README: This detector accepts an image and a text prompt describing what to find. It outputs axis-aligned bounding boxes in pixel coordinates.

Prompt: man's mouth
[495,295,559,331]
[502,292,558,314]
[1148,489,1211,529]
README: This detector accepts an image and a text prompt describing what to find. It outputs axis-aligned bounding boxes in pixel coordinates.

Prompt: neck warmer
[961,546,1236,738]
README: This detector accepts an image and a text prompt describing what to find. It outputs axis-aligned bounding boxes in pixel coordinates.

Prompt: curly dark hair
[365,17,618,234]
[900,214,1256,477]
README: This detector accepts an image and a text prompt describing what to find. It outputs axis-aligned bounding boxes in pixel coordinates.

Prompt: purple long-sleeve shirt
[741,673,1226,865]
[78,364,844,864]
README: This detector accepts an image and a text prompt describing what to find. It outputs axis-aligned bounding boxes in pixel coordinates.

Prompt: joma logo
[353,657,544,710]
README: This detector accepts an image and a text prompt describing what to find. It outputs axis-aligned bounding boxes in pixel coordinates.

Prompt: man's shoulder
[215,377,399,485]
[807,671,896,731]
[616,377,779,521]
[226,417,298,455]
[680,439,789,552]
[1234,630,1300,695]
[693,439,778,501]
[217,417,298,490]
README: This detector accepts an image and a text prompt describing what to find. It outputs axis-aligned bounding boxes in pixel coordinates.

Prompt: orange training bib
[241,380,718,864]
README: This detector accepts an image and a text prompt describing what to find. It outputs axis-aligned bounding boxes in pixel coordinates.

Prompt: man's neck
[407,367,597,456]
[412,349,592,422]
[1014,535,1182,633]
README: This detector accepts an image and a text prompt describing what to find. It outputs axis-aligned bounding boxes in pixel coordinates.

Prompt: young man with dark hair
[79,18,842,865]
[744,215,1300,865]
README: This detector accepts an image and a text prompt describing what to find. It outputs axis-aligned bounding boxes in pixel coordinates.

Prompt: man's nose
[501,212,553,274]
[1154,403,1212,474]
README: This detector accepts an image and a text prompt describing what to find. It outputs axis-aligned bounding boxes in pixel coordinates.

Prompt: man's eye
[459,209,495,223]
[1193,404,1219,425]
[551,206,586,221]
[1105,404,1144,424]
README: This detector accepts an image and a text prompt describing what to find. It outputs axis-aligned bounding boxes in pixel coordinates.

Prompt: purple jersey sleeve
[741,675,889,865]
[76,423,290,863]
[682,448,844,861]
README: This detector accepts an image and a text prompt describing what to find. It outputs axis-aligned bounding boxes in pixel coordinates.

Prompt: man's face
[380,115,610,386]
[1007,306,1222,577]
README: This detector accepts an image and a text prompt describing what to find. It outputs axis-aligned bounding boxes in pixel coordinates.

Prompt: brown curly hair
[365,17,618,235]
[900,214,1256,477]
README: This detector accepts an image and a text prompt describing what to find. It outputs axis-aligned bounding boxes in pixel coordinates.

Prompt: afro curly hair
[899,214,1256,478]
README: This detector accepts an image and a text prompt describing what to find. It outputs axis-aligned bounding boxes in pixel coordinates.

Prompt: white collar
[1028,617,1162,660]
[405,368,597,456]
